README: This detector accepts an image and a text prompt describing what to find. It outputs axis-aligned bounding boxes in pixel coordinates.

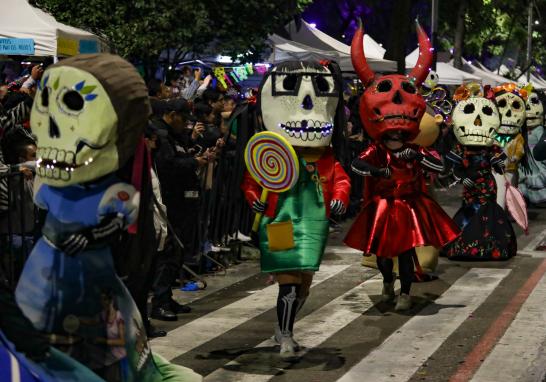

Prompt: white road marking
[151,264,351,361]
[324,246,363,255]
[471,272,546,382]
[338,268,511,382]
[204,273,385,382]
[518,229,546,257]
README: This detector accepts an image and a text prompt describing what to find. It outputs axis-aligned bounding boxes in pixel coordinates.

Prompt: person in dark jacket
[151,98,209,321]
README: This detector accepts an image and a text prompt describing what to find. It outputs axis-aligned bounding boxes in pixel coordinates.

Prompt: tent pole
[526,0,533,82]
[431,0,439,71]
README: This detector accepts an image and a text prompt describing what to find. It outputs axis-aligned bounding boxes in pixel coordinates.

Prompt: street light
[535,20,540,25]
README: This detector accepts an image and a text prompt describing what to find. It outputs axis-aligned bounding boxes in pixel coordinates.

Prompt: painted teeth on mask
[36,146,80,181]
[280,120,334,141]
[57,150,66,163]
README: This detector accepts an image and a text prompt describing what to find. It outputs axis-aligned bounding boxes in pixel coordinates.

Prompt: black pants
[377,249,415,295]
[151,231,183,308]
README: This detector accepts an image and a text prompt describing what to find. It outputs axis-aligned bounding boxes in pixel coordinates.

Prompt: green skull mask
[32,54,151,187]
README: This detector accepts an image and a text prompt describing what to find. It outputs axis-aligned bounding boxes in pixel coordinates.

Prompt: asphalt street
[151,185,546,382]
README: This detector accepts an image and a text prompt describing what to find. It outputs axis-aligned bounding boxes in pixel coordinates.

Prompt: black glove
[351,158,391,178]
[396,148,419,160]
[490,156,505,173]
[378,167,391,178]
[252,199,267,213]
[330,200,346,215]
[462,178,475,188]
[60,215,124,256]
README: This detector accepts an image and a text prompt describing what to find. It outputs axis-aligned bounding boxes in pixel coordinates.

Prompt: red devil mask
[351,20,433,142]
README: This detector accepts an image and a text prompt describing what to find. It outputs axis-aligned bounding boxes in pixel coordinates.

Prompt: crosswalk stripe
[337,268,511,382]
[203,273,385,382]
[151,264,351,361]
[470,272,546,382]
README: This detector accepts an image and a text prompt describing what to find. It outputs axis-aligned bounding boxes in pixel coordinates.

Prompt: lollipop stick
[252,189,269,232]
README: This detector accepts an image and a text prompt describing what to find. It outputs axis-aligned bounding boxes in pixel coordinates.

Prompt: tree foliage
[438,0,546,73]
[304,0,546,74]
[30,0,312,71]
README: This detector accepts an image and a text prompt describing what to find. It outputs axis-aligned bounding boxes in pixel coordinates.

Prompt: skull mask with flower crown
[452,96,500,147]
[351,19,433,143]
[32,54,151,187]
[494,85,526,135]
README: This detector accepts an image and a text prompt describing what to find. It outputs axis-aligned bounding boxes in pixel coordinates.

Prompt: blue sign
[79,40,98,54]
[0,38,35,55]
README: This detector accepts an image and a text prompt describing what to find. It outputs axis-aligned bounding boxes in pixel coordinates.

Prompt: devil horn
[351,18,375,87]
[408,20,433,87]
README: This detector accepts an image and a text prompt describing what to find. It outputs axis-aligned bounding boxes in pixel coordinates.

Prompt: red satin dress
[344,144,460,258]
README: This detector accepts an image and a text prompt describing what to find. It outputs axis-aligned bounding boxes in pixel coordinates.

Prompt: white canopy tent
[0,0,107,57]
[275,20,396,73]
[517,73,546,90]
[406,48,480,85]
[267,34,396,73]
[283,20,387,59]
[469,61,513,86]
[450,59,512,86]
[268,35,343,65]
[495,64,546,90]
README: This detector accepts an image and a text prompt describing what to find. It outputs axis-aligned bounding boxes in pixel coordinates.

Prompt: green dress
[258,159,329,273]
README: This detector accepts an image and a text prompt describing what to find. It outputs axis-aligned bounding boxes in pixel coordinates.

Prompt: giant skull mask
[32,54,151,187]
[259,61,339,147]
[351,20,432,142]
[525,91,544,129]
[495,92,525,135]
[452,97,500,147]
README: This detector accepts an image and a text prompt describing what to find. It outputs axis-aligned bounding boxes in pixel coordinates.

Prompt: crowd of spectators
[0,63,254,338]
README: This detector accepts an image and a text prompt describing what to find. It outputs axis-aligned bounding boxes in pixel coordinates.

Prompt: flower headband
[492,82,529,101]
[452,82,487,102]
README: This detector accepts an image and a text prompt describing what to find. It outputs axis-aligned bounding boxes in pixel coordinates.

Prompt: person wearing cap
[151,98,208,321]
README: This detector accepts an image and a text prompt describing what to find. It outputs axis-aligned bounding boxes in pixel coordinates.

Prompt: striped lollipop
[244,131,299,231]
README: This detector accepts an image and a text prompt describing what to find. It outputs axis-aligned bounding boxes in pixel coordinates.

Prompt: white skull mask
[32,55,150,187]
[526,91,544,129]
[259,61,339,147]
[424,70,439,90]
[452,97,500,147]
[495,92,525,135]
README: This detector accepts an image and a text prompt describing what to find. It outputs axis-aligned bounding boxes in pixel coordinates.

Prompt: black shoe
[146,326,167,338]
[170,299,191,314]
[151,306,178,321]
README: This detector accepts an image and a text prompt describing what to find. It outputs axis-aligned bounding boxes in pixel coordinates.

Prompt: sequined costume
[345,144,459,258]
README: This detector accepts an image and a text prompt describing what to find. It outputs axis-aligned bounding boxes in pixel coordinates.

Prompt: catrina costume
[344,20,460,311]
[14,54,201,381]
[491,83,529,209]
[242,60,350,359]
[518,91,546,204]
[445,87,517,260]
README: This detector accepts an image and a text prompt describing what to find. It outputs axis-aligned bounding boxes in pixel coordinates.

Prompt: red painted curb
[449,259,546,382]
